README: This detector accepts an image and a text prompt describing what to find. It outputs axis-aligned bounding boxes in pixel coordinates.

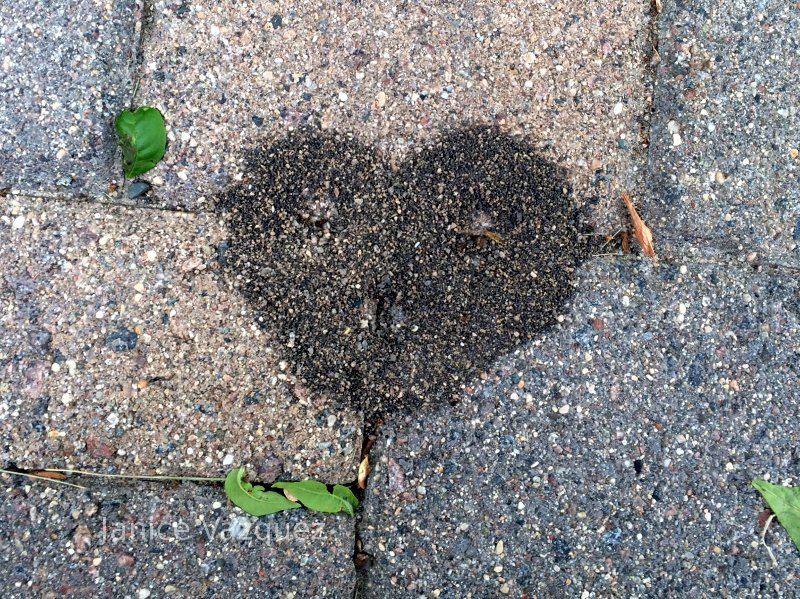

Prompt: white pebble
[177,170,188,181]
[338,91,348,102]
[672,133,683,146]
[12,215,25,229]
[558,405,570,415]
[222,454,234,466]
[138,590,151,599]
[613,102,624,115]
[622,295,631,307]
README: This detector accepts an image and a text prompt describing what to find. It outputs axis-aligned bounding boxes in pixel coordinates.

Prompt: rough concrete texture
[646,0,800,264]
[136,0,651,214]
[0,476,355,598]
[0,0,139,197]
[359,257,800,597]
[0,196,361,482]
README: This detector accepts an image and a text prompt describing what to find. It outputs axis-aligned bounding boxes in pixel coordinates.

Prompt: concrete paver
[646,0,800,264]
[0,477,355,598]
[0,0,139,198]
[137,0,651,213]
[0,196,361,482]
[359,257,800,597]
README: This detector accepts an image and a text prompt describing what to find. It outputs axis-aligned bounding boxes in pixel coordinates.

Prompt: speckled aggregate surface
[0,477,355,598]
[646,0,800,264]
[0,196,360,483]
[1,0,800,596]
[0,0,139,197]
[359,257,800,597]
[136,0,651,214]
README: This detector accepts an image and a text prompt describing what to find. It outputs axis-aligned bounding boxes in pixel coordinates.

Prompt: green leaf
[273,480,355,515]
[115,106,167,178]
[224,467,300,516]
[752,480,800,551]
[333,484,360,514]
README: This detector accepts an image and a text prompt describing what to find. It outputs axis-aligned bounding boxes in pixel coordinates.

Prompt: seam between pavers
[6,191,215,215]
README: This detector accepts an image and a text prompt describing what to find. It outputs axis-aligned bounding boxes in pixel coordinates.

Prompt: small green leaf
[333,484,360,515]
[752,480,800,551]
[224,467,300,516]
[115,106,167,178]
[274,480,354,515]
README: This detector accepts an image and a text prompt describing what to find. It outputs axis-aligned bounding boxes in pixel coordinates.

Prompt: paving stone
[645,0,800,264]
[0,196,361,482]
[359,257,800,597]
[0,476,355,598]
[0,0,139,198]
[135,0,651,215]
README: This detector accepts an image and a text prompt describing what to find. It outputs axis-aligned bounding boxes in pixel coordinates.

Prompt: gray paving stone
[645,0,800,264]
[0,476,355,598]
[359,257,800,597]
[0,0,139,197]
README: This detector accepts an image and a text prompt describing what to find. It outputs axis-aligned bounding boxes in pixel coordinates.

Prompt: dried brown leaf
[31,471,67,481]
[358,456,371,489]
[622,192,656,259]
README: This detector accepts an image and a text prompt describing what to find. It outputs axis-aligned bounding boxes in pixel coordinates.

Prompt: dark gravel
[218,127,587,417]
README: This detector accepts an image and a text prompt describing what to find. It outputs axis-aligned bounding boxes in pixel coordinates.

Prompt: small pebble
[128,181,151,199]
[138,590,151,599]
[12,215,25,229]
[558,405,570,415]
[613,102,624,115]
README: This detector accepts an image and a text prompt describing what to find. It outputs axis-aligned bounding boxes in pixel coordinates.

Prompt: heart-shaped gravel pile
[218,127,586,416]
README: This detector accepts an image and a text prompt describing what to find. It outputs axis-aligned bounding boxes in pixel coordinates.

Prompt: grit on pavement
[0,1,798,599]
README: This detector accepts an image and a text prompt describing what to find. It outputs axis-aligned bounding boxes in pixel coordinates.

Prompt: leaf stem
[41,469,227,483]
